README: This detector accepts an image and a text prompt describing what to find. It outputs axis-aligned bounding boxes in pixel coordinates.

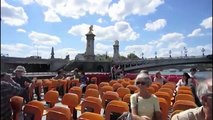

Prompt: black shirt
[13,76,32,88]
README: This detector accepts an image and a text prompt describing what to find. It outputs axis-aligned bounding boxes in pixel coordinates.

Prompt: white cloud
[1,0,28,26]
[35,0,112,20]
[68,21,139,42]
[124,44,153,57]
[28,31,61,45]
[160,32,184,41]
[200,16,212,29]
[187,28,204,37]
[108,0,164,21]
[17,28,26,33]
[21,0,34,5]
[144,19,167,31]
[44,9,61,22]
[95,43,113,55]
[55,48,82,60]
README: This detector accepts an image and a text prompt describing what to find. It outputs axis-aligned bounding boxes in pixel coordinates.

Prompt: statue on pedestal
[88,25,93,34]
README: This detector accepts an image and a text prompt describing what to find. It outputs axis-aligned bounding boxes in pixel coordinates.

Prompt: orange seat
[47,106,72,120]
[155,91,171,107]
[98,82,110,91]
[61,93,79,115]
[146,86,156,94]
[10,96,24,120]
[69,80,80,88]
[173,100,197,111]
[43,79,52,94]
[23,104,42,120]
[105,100,129,120]
[116,87,130,100]
[35,79,43,98]
[86,84,98,90]
[44,90,59,108]
[84,88,99,98]
[121,81,129,87]
[78,112,104,120]
[152,82,162,88]
[59,79,68,94]
[151,83,160,92]
[112,83,123,91]
[28,100,44,115]
[175,94,195,103]
[100,85,113,98]
[102,91,120,109]
[178,86,191,91]
[81,98,102,114]
[129,80,135,85]
[109,80,118,86]
[123,94,131,104]
[90,77,97,84]
[158,98,169,120]
[126,85,138,94]
[177,89,193,95]
[69,86,82,104]
[158,88,174,98]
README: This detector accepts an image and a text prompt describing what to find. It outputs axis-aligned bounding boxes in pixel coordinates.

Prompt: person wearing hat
[130,72,162,120]
[13,65,33,103]
[1,72,23,120]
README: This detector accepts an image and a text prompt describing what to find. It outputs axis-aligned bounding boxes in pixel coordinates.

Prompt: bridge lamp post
[155,51,157,59]
[184,47,187,58]
[141,52,144,59]
[169,50,172,58]
[201,48,205,57]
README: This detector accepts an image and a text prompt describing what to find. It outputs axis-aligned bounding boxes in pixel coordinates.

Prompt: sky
[1,0,212,60]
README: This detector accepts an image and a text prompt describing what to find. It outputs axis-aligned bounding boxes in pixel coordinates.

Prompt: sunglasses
[136,81,146,85]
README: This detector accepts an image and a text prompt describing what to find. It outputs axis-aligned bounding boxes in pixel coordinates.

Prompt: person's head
[196,79,212,117]
[182,72,190,81]
[81,71,85,76]
[155,71,162,78]
[57,69,65,76]
[190,68,197,75]
[1,72,11,82]
[13,65,26,77]
[140,70,149,75]
[135,72,152,90]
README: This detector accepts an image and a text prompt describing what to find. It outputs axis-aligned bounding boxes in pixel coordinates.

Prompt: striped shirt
[1,81,23,120]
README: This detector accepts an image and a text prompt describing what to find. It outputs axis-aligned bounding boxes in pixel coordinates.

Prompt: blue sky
[1,0,212,60]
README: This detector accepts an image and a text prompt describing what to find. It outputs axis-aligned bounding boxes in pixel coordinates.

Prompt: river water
[148,69,212,81]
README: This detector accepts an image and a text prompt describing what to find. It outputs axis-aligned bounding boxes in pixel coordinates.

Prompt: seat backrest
[158,97,169,120]
[98,82,110,91]
[100,85,113,98]
[68,86,82,104]
[28,100,44,114]
[116,87,130,100]
[112,83,123,91]
[70,80,80,88]
[44,90,59,107]
[177,89,193,95]
[78,112,104,120]
[102,91,119,109]
[178,86,191,91]
[173,100,197,111]
[10,96,24,120]
[84,88,99,98]
[123,94,131,103]
[175,94,195,103]
[154,91,171,107]
[47,106,72,120]
[126,85,138,94]
[158,88,174,98]
[86,84,98,90]
[62,93,79,109]
[81,99,102,114]
[146,86,156,94]
[90,77,97,84]
[109,80,118,86]
[121,81,129,88]
[85,96,102,107]
[23,104,42,120]
[105,100,129,120]
[151,83,160,91]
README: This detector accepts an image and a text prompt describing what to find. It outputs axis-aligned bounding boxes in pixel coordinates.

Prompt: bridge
[115,56,212,72]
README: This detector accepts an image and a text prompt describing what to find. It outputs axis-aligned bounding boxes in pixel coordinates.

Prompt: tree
[127,53,139,59]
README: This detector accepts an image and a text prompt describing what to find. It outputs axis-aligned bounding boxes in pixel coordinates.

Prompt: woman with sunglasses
[130,72,162,120]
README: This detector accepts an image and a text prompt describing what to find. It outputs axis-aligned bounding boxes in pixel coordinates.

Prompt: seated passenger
[79,71,88,92]
[130,72,162,120]
[171,78,212,120]
[153,71,167,85]
[53,69,66,96]
[176,72,191,91]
